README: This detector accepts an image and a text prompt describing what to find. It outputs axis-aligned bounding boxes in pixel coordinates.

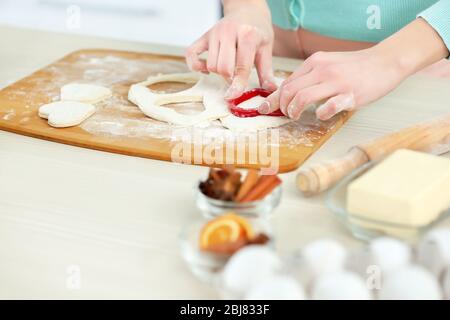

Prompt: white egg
[417,228,450,277]
[244,275,306,300]
[443,266,450,300]
[222,246,282,298]
[296,239,347,284]
[311,271,372,300]
[347,237,411,276]
[370,237,412,272]
[379,265,442,300]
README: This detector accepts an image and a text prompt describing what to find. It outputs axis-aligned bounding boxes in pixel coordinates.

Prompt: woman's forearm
[222,0,270,17]
[372,18,449,78]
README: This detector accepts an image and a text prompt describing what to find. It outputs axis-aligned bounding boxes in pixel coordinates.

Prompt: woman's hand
[259,48,406,121]
[185,0,276,99]
[259,18,449,121]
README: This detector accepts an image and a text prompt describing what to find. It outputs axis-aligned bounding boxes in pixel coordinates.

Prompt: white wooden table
[1,25,449,299]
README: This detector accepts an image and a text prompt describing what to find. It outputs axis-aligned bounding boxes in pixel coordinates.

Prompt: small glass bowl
[178,216,274,284]
[325,161,450,242]
[195,185,282,218]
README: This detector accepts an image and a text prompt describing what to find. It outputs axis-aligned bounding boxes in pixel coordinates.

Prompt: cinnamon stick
[235,169,260,202]
[203,233,270,255]
[240,175,281,202]
[252,176,281,200]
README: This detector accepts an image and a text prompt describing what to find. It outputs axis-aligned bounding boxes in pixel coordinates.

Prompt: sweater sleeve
[418,0,450,58]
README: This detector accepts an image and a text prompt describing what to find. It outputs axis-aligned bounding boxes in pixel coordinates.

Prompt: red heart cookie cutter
[227,88,284,118]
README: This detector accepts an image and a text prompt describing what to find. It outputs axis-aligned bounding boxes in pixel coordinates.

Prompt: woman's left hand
[258,48,406,120]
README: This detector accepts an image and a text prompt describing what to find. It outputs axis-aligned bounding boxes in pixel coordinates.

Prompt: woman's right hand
[185,0,276,99]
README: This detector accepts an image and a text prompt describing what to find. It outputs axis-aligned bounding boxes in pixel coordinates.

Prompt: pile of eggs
[220,228,450,300]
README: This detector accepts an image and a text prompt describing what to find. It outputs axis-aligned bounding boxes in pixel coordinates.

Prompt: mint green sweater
[267,0,450,52]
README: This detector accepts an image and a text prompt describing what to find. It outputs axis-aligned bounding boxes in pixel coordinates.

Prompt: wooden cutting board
[0,49,351,173]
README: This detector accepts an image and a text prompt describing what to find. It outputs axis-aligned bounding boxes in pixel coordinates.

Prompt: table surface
[1,25,450,299]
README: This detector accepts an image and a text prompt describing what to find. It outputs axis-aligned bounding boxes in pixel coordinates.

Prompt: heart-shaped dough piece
[61,83,112,104]
[39,101,95,128]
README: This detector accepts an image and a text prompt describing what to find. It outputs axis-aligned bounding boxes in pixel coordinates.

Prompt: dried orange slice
[220,213,255,239]
[199,213,254,251]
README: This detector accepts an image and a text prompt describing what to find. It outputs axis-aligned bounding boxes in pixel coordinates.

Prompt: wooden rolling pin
[297,114,450,196]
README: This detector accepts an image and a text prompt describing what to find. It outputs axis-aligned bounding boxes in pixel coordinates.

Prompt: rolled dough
[61,83,112,104]
[38,101,96,128]
[128,72,293,131]
[128,73,229,126]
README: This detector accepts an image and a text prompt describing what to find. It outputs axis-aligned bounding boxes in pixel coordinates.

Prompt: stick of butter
[347,149,450,227]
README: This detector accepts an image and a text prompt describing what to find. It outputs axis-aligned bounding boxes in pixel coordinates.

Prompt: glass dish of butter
[325,150,450,242]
